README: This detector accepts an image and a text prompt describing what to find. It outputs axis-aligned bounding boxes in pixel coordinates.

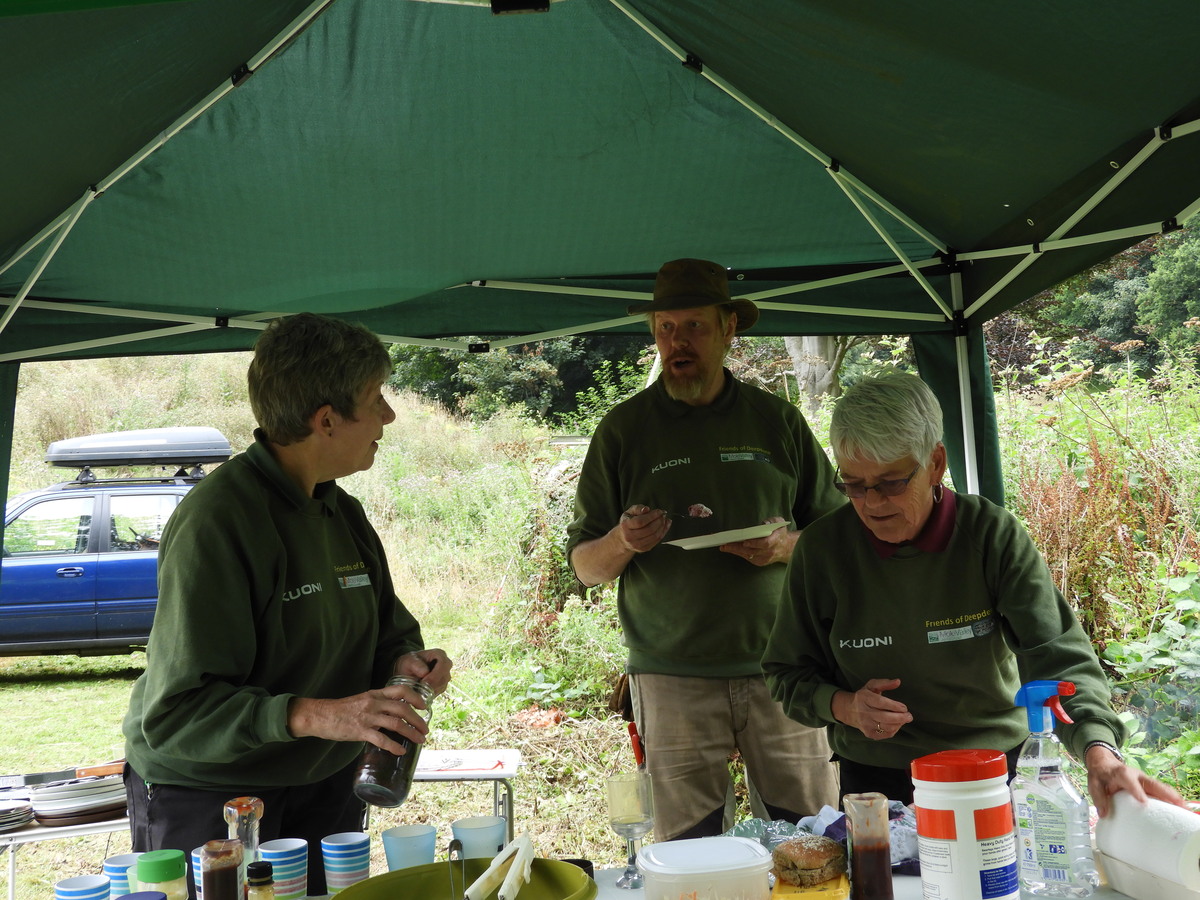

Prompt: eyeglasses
[834,465,920,499]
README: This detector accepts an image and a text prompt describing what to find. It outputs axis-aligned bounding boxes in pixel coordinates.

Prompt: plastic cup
[321,832,370,893]
[260,838,308,900]
[103,853,141,899]
[450,815,507,859]
[189,847,204,900]
[382,824,437,870]
[55,875,111,900]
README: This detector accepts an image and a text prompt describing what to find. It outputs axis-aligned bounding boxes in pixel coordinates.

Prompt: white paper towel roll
[1095,792,1200,890]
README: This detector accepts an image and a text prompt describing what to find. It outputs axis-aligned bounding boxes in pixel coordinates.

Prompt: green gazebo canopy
[3,0,1200,502]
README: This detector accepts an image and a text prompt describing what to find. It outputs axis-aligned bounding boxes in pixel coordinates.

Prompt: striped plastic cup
[321,832,370,893]
[103,853,141,900]
[261,838,307,900]
[55,875,111,900]
[189,847,204,900]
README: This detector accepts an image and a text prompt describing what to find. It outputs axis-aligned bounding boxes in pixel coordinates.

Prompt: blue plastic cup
[450,816,506,859]
[382,824,437,870]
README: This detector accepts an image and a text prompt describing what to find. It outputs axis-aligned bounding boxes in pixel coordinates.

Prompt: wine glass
[606,770,654,889]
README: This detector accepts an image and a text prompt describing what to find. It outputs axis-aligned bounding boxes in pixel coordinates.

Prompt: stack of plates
[0,798,35,833]
[29,775,127,827]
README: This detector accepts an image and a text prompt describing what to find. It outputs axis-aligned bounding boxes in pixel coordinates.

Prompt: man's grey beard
[663,370,705,403]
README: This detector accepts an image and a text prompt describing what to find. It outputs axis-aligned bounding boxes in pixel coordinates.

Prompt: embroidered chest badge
[926,613,996,644]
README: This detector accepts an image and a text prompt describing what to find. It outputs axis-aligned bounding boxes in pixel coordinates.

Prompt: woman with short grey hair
[763,370,1184,818]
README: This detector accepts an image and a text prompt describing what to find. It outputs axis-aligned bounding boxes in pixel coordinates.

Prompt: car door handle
[55,567,86,578]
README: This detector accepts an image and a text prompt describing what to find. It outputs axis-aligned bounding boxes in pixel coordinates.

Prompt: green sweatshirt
[566,372,844,677]
[762,491,1124,769]
[123,432,423,789]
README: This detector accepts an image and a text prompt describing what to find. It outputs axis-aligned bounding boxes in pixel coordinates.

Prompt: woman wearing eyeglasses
[762,371,1183,815]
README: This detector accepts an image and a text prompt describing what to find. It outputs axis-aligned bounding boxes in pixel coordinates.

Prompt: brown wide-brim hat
[626,258,759,333]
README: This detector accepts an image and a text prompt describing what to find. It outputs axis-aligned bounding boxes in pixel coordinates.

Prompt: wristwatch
[1084,740,1124,762]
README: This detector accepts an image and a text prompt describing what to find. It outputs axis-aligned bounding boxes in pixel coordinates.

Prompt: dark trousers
[124,760,365,898]
[835,745,1022,806]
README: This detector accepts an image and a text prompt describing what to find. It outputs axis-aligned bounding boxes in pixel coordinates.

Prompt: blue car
[1,428,230,656]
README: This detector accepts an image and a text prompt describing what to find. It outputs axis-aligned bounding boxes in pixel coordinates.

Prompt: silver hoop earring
[933,483,944,503]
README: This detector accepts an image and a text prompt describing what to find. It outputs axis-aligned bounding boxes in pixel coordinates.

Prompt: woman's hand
[394,649,453,694]
[1085,744,1187,818]
[832,677,913,740]
[286,682,432,754]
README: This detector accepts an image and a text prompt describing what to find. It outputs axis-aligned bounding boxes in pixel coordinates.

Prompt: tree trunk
[784,335,851,412]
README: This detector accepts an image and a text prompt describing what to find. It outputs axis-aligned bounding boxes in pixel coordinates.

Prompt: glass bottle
[353,675,434,807]
[844,791,894,900]
[200,839,244,900]
[224,795,264,888]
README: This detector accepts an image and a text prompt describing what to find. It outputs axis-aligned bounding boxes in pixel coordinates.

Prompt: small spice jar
[352,675,435,807]
[246,860,274,900]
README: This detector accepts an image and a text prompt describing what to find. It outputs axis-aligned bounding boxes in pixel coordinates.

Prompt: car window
[3,496,94,555]
[109,493,180,552]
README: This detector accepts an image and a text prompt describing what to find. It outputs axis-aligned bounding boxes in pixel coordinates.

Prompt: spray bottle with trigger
[1011,680,1100,898]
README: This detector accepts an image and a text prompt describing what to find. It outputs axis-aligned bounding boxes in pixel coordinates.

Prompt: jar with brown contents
[352,675,434,807]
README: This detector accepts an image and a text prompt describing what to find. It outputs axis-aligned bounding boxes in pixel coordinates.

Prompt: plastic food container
[637,836,772,900]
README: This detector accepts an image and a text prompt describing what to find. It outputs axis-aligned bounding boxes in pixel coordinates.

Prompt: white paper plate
[30,775,122,800]
[32,789,127,814]
[664,520,788,550]
[31,784,125,804]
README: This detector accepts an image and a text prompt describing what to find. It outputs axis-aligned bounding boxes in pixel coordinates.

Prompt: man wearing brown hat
[566,259,843,839]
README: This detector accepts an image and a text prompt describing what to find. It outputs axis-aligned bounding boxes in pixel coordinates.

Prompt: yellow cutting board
[772,873,850,898]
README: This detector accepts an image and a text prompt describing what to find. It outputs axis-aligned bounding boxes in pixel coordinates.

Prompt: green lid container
[137,849,187,883]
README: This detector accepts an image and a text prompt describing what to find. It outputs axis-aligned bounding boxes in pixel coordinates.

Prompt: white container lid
[637,836,772,875]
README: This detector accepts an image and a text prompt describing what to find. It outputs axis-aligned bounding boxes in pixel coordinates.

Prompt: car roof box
[45,427,233,468]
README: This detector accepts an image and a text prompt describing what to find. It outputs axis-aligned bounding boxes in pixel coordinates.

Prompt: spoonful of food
[658,503,714,519]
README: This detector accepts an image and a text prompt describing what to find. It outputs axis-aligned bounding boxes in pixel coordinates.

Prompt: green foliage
[557,357,646,435]
[1030,215,1200,371]
[513,664,588,708]
[1140,220,1200,358]
[388,336,648,425]
[468,446,625,717]
[996,343,1200,793]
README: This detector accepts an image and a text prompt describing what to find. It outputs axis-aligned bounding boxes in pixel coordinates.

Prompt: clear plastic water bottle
[1011,681,1099,898]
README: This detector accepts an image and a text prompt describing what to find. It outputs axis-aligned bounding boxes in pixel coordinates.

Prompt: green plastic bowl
[338,857,597,900]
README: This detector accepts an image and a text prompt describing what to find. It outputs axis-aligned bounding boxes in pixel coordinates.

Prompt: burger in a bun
[771,834,847,887]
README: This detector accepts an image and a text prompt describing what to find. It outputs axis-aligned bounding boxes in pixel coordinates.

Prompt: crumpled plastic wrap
[725,801,921,875]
